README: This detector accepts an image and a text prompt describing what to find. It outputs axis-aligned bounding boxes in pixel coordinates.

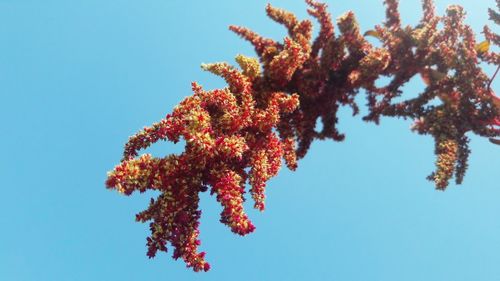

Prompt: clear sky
[1,0,499,280]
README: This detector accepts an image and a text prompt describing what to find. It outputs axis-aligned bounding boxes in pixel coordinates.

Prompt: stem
[488,65,500,91]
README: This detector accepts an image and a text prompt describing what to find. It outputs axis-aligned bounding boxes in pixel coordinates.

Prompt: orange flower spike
[120,154,209,272]
[201,57,256,130]
[229,25,281,61]
[282,137,298,170]
[265,133,285,178]
[122,118,177,160]
[350,48,391,87]
[249,148,271,211]
[433,138,459,190]
[266,4,299,36]
[265,4,312,51]
[337,11,370,55]
[422,0,436,23]
[306,0,334,57]
[201,62,248,94]
[268,37,309,85]
[235,54,261,80]
[248,133,285,211]
[384,0,402,29]
[106,154,161,195]
[210,170,255,235]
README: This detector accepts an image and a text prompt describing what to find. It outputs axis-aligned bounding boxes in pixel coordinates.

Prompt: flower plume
[107,0,499,271]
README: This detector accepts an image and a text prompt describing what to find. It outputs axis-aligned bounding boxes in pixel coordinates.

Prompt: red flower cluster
[106,0,499,271]
[107,56,299,271]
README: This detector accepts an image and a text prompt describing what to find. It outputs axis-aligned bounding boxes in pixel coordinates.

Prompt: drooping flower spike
[107,0,499,271]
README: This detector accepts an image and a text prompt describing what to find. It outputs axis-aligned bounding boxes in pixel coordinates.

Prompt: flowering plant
[106,0,499,271]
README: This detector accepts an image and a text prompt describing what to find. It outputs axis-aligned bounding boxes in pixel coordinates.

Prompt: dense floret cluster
[106,0,499,271]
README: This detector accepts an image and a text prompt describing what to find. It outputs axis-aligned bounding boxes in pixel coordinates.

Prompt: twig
[488,65,500,91]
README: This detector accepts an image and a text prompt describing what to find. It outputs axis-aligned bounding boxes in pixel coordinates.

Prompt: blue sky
[1,0,499,280]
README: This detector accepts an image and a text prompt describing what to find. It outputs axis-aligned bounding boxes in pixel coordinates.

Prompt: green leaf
[364,30,382,40]
[475,40,490,54]
[419,68,446,86]
[429,69,446,81]
[489,138,500,145]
